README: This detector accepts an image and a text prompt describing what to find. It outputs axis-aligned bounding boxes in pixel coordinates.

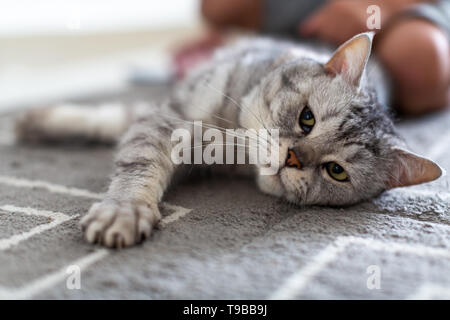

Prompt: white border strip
[0,204,69,220]
[0,175,103,199]
[0,205,77,251]
[159,202,193,227]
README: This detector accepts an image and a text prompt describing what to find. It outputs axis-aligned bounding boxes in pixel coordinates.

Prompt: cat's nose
[286,149,302,169]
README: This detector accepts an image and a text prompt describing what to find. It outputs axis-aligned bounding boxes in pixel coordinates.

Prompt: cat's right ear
[386,147,444,189]
[325,32,374,87]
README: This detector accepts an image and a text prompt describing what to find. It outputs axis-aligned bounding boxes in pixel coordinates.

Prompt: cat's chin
[256,173,285,198]
[278,169,308,205]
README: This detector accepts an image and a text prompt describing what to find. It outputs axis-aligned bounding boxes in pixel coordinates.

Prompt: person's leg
[201,0,262,30]
[376,19,449,116]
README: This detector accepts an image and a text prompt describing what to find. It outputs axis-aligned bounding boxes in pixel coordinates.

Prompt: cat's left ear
[386,147,444,189]
[325,32,374,87]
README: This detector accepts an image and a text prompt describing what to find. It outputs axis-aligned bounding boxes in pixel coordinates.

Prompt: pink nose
[286,149,302,169]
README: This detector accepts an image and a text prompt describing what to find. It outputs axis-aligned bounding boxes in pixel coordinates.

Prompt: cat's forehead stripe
[281,72,297,91]
[345,150,369,164]
[281,61,324,91]
[343,140,381,157]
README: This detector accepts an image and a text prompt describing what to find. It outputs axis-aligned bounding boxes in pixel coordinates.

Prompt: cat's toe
[81,202,115,243]
[102,206,136,248]
[81,201,160,248]
[136,204,155,241]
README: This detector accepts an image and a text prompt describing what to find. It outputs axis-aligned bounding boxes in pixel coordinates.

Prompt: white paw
[80,200,161,248]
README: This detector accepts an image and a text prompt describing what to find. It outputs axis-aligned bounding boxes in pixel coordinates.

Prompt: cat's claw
[80,200,160,248]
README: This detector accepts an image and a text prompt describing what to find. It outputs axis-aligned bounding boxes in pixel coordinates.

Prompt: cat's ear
[386,147,444,189]
[325,32,374,87]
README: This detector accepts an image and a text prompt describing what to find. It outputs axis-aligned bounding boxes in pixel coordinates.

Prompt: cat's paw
[80,200,161,248]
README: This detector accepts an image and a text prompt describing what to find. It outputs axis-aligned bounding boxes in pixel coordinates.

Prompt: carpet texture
[0,84,449,299]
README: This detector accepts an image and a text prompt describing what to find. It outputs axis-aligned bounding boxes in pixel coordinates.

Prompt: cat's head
[242,32,443,206]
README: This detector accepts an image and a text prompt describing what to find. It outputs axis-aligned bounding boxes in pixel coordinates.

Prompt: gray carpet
[0,84,449,299]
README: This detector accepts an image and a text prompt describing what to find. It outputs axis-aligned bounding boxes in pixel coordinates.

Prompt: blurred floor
[0,84,450,299]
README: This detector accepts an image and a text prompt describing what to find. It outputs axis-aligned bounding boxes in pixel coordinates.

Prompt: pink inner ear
[326,58,349,77]
[325,47,359,85]
[324,33,373,86]
[387,149,443,189]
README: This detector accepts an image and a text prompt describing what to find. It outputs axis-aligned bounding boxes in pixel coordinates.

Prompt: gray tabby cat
[16,32,443,248]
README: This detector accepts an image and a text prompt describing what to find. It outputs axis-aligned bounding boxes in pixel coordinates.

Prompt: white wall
[0,0,200,36]
[0,0,204,112]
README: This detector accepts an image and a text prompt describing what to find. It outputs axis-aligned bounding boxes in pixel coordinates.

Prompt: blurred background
[2,0,447,117]
[0,0,204,113]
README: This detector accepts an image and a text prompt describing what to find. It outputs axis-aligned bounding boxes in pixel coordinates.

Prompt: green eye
[325,162,349,182]
[299,106,315,133]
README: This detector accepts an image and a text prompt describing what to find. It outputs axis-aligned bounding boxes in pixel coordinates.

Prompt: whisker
[155,114,268,147]
[204,82,268,131]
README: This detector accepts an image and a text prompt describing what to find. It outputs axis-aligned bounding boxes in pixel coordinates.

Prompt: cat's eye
[325,162,349,182]
[299,106,315,134]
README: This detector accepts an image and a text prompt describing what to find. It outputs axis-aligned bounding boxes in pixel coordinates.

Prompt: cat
[15,32,443,248]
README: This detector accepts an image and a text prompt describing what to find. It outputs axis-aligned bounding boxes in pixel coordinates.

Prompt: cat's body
[16,33,442,248]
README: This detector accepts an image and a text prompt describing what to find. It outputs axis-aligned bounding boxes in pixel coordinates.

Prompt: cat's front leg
[81,118,178,248]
